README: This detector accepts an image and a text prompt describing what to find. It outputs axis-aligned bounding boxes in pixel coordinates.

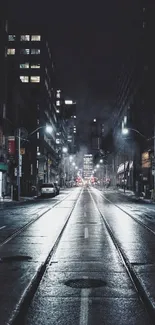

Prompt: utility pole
[17,128,21,201]
[124,142,126,193]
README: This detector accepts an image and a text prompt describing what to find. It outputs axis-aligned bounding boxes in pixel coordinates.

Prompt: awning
[117,161,129,174]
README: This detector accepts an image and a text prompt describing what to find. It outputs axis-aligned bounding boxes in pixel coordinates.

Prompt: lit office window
[37,132,40,139]
[56,101,60,106]
[20,35,30,41]
[31,49,40,55]
[20,63,29,69]
[56,92,60,98]
[7,48,15,55]
[20,76,29,83]
[31,64,40,69]
[30,76,40,83]
[31,35,41,41]
[20,49,30,55]
[8,35,16,41]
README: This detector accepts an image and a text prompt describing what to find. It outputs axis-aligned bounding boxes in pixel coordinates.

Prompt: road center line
[0,226,6,230]
[80,276,90,325]
[84,227,89,239]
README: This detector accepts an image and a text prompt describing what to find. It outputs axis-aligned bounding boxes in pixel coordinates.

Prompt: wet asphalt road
[0,189,72,244]
[0,186,155,325]
[24,187,155,325]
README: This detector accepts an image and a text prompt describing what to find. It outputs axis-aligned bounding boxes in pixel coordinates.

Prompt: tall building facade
[5,22,59,195]
[83,154,93,179]
[0,18,8,197]
[111,3,155,194]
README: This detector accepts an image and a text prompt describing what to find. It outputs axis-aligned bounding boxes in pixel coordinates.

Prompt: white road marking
[80,276,90,325]
[84,227,89,239]
[0,226,6,230]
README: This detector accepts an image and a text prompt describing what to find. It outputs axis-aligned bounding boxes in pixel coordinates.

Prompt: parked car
[40,183,56,197]
[54,182,60,195]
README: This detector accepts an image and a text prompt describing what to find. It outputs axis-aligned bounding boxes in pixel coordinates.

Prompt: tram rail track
[9,188,83,325]
[0,191,76,248]
[100,190,155,236]
[89,189,155,325]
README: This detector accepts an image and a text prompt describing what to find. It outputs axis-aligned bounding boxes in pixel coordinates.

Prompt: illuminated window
[30,76,40,83]
[8,35,16,41]
[37,132,39,139]
[20,63,29,69]
[20,49,30,54]
[31,49,40,54]
[20,76,29,83]
[20,35,30,41]
[31,64,40,69]
[56,101,60,106]
[56,109,60,113]
[56,92,60,98]
[7,48,15,55]
[31,35,41,41]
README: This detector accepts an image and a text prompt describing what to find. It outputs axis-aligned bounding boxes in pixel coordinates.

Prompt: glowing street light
[100,159,103,163]
[122,127,129,135]
[62,147,68,153]
[96,164,100,168]
[45,125,53,134]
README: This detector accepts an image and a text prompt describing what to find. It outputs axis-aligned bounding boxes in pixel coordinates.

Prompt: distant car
[40,183,56,197]
[54,182,60,195]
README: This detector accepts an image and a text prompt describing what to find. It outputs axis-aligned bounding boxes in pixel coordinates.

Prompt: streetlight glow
[96,164,100,168]
[122,128,129,135]
[62,147,68,153]
[100,159,103,163]
[45,125,53,134]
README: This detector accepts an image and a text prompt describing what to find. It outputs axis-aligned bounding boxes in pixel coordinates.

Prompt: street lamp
[29,124,53,136]
[122,127,146,139]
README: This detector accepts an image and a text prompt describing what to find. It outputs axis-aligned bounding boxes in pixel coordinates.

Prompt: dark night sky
[7,0,135,138]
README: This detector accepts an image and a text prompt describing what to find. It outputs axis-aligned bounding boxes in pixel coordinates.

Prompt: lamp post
[16,124,52,201]
[62,146,68,187]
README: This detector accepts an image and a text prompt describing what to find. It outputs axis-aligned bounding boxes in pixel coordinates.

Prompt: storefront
[117,161,133,189]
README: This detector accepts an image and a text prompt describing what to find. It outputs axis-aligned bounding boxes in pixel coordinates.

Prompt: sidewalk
[0,196,36,208]
[117,188,155,204]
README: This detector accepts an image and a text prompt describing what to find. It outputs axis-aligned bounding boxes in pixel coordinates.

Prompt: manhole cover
[65,278,106,288]
[0,255,32,262]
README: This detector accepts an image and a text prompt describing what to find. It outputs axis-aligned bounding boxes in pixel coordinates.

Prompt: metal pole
[124,142,125,193]
[17,128,21,200]
[154,116,155,197]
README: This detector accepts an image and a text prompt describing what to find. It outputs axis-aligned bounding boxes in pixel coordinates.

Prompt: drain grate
[65,278,106,288]
[0,255,32,262]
